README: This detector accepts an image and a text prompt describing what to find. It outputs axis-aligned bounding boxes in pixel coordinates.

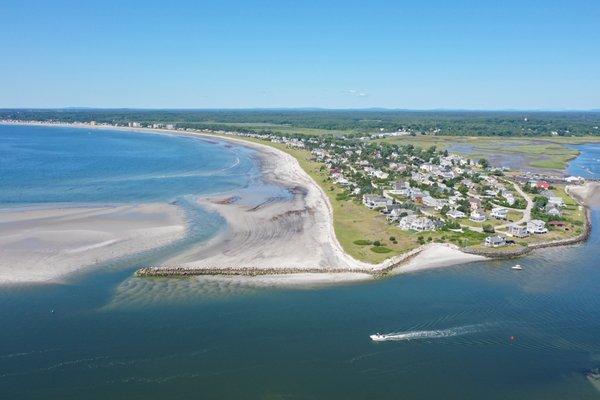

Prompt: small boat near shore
[511,264,523,270]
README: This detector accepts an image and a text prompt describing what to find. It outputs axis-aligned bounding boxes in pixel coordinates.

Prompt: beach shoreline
[0,121,523,284]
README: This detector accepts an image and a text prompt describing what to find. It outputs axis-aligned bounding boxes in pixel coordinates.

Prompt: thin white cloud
[344,89,369,97]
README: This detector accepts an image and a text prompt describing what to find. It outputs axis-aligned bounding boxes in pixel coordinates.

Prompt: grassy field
[379,135,600,171]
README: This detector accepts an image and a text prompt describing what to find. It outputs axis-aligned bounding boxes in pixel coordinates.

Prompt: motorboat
[511,264,523,270]
[370,333,386,341]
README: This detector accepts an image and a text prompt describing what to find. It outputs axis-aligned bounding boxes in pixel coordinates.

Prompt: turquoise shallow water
[1,127,600,399]
[0,124,268,204]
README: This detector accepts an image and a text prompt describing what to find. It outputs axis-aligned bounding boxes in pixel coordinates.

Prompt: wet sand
[0,203,186,284]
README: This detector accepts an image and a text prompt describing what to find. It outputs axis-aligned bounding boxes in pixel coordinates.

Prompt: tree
[482,224,495,233]
[478,158,490,169]
[534,196,548,209]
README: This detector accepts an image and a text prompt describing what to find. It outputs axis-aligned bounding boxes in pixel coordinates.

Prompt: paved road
[495,180,533,230]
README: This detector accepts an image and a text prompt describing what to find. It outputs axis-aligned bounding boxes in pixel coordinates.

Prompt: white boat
[511,264,523,270]
[370,333,386,341]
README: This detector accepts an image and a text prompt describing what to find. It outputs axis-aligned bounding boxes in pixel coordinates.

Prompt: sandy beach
[1,121,486,284]
[0,203,186,284]
[567,182,600,208]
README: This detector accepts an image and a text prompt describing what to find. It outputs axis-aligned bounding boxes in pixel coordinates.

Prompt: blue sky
[1,0,599,109]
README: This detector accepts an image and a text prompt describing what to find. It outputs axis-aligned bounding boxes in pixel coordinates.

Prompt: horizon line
[1,107,600,113]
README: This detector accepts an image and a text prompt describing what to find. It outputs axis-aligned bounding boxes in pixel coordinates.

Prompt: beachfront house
[565,176,583,184]
[491,207,508,220]
[485,235,507,247]
[362,195,391,209]
[527,219,548,234]
[507,224,529,238]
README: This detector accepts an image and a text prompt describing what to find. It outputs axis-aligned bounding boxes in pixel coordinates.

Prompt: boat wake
[370,324,484,342]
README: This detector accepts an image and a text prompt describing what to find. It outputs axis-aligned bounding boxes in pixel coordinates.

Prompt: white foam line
[372,324,484,342]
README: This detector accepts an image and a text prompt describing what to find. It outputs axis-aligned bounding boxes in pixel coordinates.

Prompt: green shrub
[373,240,382,246]
[353,239,372,246]
[336,193,350,201]
[370,246,392,253]
[482,224,495,233]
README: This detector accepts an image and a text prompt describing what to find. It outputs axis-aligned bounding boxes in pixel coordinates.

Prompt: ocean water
[0,124,290,266]
[1,126,600,399]
[568,143,600,179]
[0,124,267,204]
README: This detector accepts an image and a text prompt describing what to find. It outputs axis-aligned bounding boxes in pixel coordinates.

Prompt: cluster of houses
[485,219,550,247]
[304,137,544,235]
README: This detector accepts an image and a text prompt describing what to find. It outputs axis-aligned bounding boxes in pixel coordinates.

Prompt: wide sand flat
[0,203,186,284]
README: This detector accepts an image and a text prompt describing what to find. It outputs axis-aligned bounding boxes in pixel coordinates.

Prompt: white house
[447,210,466,219]
[372,170,389,180]
[469,210,486,222]
[491,207,508,220]
[420,163,436,172]
[527,219,548,234]
[398,216,437,232]
[565,176,583,183]
[504,192,516,206]
[422,196,440,208]
[485,235,507,247]
[547,196,565,208]
[362,195,391,209]
[507,224,529,238]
